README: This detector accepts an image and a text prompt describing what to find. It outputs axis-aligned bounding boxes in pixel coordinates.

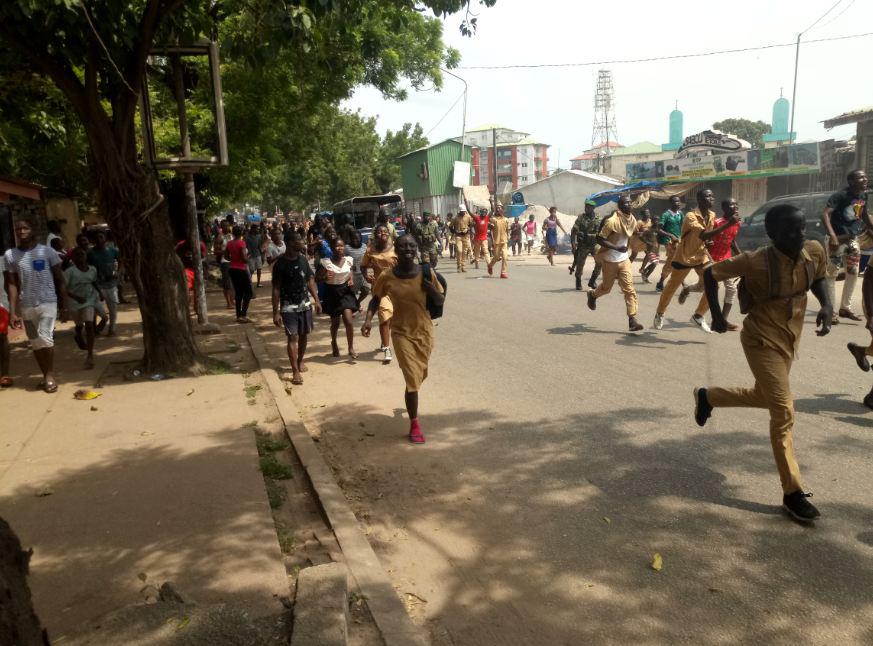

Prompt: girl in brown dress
[361,235,444,444]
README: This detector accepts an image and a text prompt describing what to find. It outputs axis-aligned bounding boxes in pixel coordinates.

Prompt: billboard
[626,143,820,183]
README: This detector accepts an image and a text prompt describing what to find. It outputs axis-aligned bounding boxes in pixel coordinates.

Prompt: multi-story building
[463,124,550,194]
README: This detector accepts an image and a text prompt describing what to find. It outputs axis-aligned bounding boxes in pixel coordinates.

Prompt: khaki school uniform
[453,213,472,270]
[656,207,714,318]
[706,241,827,494]
[371,268,444,392]
[489,215,510,275]
[592,211,638,317]
[629,219,651,254]
[362,246,397,323]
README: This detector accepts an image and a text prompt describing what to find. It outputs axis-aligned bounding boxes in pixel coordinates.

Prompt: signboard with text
[626,143,820,183]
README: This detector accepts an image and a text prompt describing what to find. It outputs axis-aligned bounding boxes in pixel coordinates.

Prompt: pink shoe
[408,420,425,444]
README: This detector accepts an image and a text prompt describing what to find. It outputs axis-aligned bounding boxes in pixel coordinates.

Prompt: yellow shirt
[674,207,715,267]
[491,215,509,245]
[709,240,827,359]
[372,268,444,340]
[361,246,397,281]
[453,213,472,234]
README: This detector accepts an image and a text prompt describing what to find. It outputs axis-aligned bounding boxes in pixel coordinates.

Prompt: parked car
[734,192,831,252]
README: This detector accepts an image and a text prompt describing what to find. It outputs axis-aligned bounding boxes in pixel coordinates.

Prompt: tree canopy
[712,118,771,149]
[0,0,496,371]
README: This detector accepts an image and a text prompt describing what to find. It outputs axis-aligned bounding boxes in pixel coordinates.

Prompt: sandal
[291,377,304,386]
[0,376,12,388]
[43,381,58,394]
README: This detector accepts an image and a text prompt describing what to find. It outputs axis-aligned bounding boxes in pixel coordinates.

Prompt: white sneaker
[691,315,712,333]
[382,347,393,364]
[652,313,664,330]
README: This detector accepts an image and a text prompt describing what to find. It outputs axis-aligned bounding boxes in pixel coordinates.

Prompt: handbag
[420,263,447,319]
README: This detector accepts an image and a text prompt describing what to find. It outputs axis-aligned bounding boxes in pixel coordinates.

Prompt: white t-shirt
[601,232,630,263]
[4,244,62,307]
[0,256,9,310]
[346,244,366,275]
[320,256,353,285]
[266,241,286,263]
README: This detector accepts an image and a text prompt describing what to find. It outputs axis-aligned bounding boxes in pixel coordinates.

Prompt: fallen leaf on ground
[35,486,53,497]
[186,389,194,396]
[73,390,102,400]
[602,516,611,524]
[651,553,663,572]
[137,572,148,582]
[175,617,190,631]
[90,405,98,411]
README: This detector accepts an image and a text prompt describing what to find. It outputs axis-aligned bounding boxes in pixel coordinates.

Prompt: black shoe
[575,276,582,291]
[655,281,664,292]
[783,490,820,522]
[95,317,108,334]
[587,280,597,290]
[587,291,596,311]
[693,387,712,427]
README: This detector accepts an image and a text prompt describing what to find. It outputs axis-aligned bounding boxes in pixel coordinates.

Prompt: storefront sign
[677,130,750,157]
[626,143,820,183]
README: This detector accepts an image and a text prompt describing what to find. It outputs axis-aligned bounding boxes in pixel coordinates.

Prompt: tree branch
[117,0,187,138]
[0,21,91,123]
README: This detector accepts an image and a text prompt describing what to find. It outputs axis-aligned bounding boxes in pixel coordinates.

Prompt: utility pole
[789,33,800,142]
[171,55,213,331]
[492,127,498,208]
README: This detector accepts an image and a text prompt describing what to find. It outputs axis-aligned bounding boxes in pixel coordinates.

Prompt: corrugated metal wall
[399,149,431,200]
[426,141,471,196]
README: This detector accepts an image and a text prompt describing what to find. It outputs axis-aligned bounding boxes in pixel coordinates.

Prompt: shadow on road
[304,398,873,644]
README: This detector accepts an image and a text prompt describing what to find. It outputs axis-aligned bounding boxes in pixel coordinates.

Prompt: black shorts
[281,309,314,337]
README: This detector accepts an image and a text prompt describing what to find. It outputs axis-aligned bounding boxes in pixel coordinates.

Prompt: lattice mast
[591,69,618,149]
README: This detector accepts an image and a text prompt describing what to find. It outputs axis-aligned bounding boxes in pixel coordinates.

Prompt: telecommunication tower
[591,69,618,149]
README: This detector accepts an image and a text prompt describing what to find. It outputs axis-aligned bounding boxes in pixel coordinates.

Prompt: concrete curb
[291,562,349,646]
[245,328,427,646]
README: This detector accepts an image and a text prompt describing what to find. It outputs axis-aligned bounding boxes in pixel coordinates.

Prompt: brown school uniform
[656,207,715,317]
[706,240,827,494]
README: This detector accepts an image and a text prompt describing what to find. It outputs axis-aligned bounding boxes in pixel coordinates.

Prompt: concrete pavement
[262,249,873,645]
[0,304,290,641]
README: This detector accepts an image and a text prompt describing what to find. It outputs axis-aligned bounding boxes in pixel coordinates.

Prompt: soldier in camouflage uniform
[416,212,440,267]
[570,199,603,291]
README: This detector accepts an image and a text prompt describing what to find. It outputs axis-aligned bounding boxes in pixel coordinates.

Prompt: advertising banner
[626,143,820,184]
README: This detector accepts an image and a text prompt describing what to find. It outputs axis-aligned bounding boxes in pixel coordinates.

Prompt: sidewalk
[0,292,290,641]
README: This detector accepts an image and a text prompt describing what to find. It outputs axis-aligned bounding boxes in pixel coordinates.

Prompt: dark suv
[734,192,831,252]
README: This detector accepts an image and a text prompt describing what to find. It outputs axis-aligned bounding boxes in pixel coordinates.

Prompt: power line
[801,0,844,35]
[424,89,466,138]
[820,0,856,29]
[456,31,873,71]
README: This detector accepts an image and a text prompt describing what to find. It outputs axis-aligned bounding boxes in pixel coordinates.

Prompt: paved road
[264,250,873,645]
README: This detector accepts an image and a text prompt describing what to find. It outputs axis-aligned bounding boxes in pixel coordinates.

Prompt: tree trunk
[89,129,201,373]
[0,517,48,646]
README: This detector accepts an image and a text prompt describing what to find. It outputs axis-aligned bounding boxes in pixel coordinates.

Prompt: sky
[344,0,872,171]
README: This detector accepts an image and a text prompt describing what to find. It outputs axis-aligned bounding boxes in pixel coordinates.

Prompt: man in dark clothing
[272,232,321,385]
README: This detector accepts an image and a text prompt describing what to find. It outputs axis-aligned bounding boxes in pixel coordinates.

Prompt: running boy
[694,204,831,522]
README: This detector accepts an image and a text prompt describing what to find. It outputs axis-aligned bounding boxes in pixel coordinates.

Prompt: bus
[332,193,403,242]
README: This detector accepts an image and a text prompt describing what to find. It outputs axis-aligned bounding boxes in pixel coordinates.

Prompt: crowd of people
[4,169,873,521]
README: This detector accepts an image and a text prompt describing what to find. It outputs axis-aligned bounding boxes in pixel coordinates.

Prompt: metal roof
[822,107,873,128]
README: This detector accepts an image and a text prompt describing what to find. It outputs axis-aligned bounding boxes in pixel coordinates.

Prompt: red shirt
[226,238,248,270]
[708,216,740,263]
[472,214,490,241]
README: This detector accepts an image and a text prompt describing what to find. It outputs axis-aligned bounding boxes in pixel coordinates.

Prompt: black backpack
[420,263,447,319]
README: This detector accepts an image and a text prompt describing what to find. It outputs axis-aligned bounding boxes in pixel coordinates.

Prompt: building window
[497,149,512,159]
[519,176,528,182]
[520,162,528,168]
